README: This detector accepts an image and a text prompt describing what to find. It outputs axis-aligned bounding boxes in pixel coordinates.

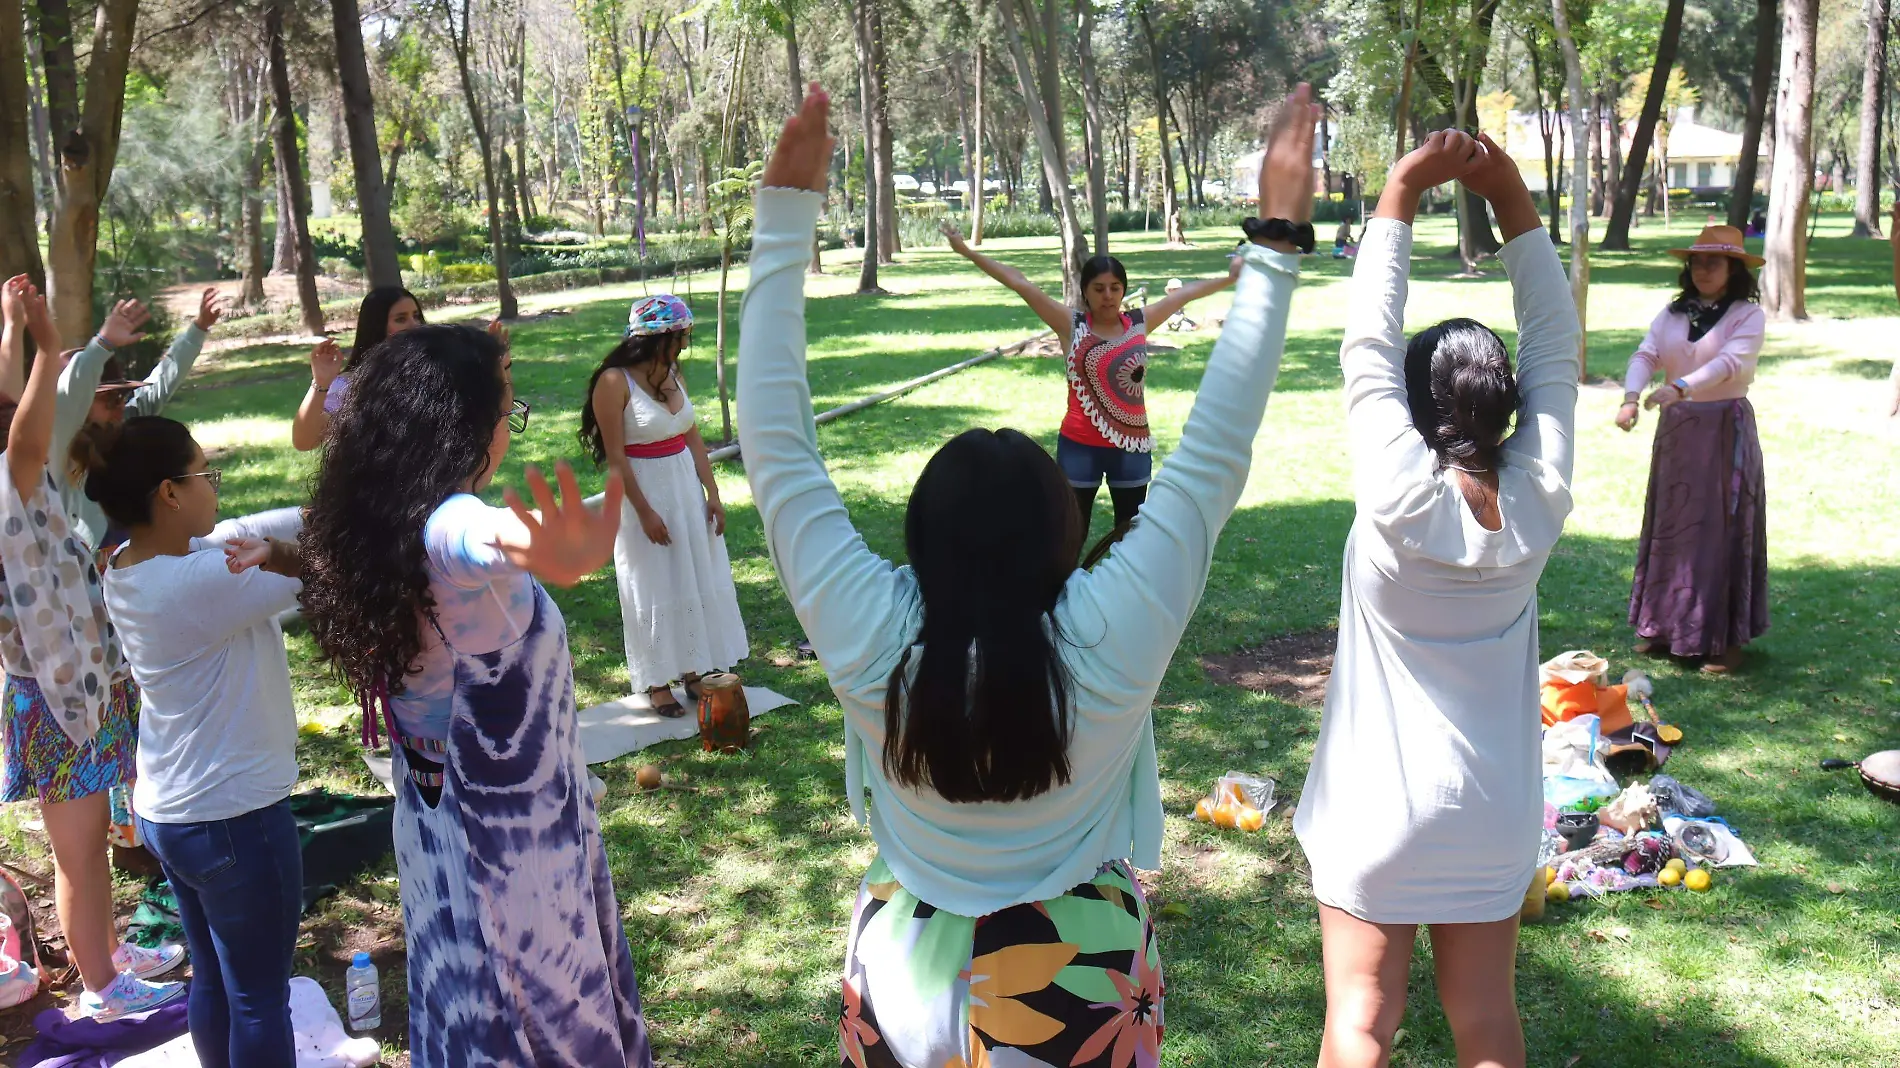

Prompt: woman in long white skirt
[581,295,747,715]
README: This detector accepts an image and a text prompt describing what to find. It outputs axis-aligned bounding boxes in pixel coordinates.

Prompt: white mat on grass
[119,976,379,1067]
[360,684,800,789]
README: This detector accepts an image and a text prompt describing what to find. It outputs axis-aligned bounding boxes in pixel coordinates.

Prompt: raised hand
[1392,130,1484,194]
[1459,133,1528,204]
[310,339,345,388]
[486,317,510,351]
[760,83,834,195]
[939,221,971,255]
[498,461,625,587]
[224,537,271,574]
[99,299,150,349]
[1258,82,1321,225]
[194,288,225,331]
[21,284,57,352]
[1,275,27,327]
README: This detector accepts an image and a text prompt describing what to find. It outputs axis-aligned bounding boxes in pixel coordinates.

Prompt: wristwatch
[1671,377,1692,399]
[1241,217,1316,254]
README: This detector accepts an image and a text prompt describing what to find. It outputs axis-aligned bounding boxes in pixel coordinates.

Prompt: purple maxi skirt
[1628,397,1770,657]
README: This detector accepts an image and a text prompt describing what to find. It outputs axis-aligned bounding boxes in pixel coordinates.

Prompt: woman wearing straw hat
[1615,224,1768,673]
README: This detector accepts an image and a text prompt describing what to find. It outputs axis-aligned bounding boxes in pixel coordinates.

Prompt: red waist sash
[625,435,687,459]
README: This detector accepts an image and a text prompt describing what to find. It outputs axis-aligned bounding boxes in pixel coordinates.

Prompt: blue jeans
[139,800,302,1068]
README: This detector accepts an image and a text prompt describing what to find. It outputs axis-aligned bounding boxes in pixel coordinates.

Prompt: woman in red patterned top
[942,223,1239,543]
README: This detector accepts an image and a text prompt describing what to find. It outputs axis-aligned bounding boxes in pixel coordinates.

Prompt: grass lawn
[5,208,1899,1067]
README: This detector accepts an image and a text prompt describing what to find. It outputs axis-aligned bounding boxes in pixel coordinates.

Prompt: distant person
[1160,278,1201,330]
[1295,131,1579,1068]
[1615,224,1767,674]
[1746,208,1766,238]
[744,82,1316,1068]
[291,286,424,452]
[579,295,747,717]
[1334,218,1354,258]
[940,223,1240,545]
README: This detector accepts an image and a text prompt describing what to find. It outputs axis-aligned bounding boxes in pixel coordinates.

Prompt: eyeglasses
[172,469,222,494]
[508,399,530,434]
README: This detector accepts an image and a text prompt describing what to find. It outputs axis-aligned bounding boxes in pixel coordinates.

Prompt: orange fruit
[1236,807,1265,832]
[1212,802,1237,828]
[1193,798,1214,822]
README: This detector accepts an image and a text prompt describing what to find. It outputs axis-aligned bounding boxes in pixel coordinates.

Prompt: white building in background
[1229,119,1339,203]
[1500,107,1764,196]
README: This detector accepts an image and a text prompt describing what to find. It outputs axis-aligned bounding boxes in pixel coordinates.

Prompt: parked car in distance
[893,174,921,193]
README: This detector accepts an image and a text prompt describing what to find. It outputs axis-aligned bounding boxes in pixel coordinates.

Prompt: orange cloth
[1539,680,1633,733]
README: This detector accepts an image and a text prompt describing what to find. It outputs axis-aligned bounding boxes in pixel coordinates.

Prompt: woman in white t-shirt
[88,415,305,1068]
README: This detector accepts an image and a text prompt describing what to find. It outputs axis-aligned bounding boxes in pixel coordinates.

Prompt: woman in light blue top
[740,85,1315,1068]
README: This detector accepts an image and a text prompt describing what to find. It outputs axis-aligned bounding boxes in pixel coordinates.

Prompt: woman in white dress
[580,295,747,716]
[1293,132,1580,1068]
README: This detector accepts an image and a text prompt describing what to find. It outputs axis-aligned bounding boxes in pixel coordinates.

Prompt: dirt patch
[1199,627,1338,708]
[160,275,363,326]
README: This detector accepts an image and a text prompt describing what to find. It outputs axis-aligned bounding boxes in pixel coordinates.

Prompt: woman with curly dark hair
[579,295,747,717]
[1614,224,1769,673]
[298,323,652,1066]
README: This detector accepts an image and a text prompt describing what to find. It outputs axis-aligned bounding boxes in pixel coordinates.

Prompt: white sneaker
[112,941,185,980]
[0,959,38,1009]
[78,970,186,1022]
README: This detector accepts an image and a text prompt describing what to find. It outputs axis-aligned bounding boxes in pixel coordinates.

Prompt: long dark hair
[1669,258,1759,313]
[883,429,1082,803]
[577,330,688,466]
[83,417,196,528]
[1079,255,1128,303]
[1404,317,1521,472]
[344,286,425,371]
[301,324,507,698]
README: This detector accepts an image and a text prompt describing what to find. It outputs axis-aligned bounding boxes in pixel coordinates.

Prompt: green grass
[24,208,1900,1066]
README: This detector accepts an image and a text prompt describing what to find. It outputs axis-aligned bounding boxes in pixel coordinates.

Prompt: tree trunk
[268,1,324,336]
[0,0,44,285]
[1729,0,1777,229]
[1394,0,1424,157]
[1138,8,1178,248]
[442,0,515,319]
[852,0,883,293]
[1601,0,1687,251]
[1453,0,1504,265]
[240,142,269,308]
[1591,90,1606,215]
[41,0,139,341]
[331,0,401,287]
[872,1,899,260]
[1852,0,1889,236]
[1075,0,1109,255]
[272,149,298,274]
[972,36,987,244]
[1552,0,1592,373]
[1532,36,1561,242]
[1000,0,1084,301]
[1763,0,1817,320]
[714,235,735,443]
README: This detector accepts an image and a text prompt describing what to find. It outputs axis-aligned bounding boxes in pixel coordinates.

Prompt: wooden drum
[696,673,750,753]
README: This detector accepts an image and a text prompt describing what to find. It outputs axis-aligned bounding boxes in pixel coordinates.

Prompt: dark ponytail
[1403,318,1521,471]
[883,428,1082,803]
[82,417,197,528]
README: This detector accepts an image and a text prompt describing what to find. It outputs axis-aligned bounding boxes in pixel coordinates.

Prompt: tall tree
[1074,0,1109,255]
[1852,0,1890,237]
[39,0,141,341]
[1762,0,1817,319]
[997,0,1086,299]
[1136,5,1178,248]
[0,0,45,285]
[853,0,885,292]
[438,0,518,319]
[972,29,988,243]
[332,0,402,287]
[268,0,324,335]
[1728,0,1777,229]
[1601,0,1686,251]
[1552,0,1591,370]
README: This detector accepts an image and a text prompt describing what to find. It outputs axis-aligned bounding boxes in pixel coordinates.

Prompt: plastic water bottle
[345,952,381,1031]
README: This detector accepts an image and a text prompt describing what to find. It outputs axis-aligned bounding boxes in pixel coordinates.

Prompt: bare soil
[1198,627,1338,709]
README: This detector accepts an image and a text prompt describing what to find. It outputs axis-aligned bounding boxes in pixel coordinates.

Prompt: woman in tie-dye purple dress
[298,322,651,1066]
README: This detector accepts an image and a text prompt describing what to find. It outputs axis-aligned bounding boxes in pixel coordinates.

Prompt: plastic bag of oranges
[1192,772,1277,832]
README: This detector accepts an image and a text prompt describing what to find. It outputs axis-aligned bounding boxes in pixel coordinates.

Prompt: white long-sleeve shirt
[738,187,1301,917]
[1294,218,1581,924]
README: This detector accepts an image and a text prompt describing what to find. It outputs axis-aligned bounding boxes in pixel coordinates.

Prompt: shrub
[443,262,496,284]
[312,229,364,268]
[320,257,364,284]
[405,251,444,287]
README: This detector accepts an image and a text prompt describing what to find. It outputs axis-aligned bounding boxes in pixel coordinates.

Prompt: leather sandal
[649,687,686,718]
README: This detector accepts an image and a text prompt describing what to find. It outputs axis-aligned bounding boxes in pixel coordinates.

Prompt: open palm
[499,462,624,587]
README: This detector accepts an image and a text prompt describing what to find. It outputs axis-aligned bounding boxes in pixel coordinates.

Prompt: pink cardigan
[1621,300,1766,402]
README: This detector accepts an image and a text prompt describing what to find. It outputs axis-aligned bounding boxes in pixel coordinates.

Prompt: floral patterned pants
[839,856,1163,1068]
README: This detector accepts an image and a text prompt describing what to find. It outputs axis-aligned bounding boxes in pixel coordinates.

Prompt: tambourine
[696,673,751,754]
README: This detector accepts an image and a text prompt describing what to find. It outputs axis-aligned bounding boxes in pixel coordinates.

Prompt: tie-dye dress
[387,513,652,1066]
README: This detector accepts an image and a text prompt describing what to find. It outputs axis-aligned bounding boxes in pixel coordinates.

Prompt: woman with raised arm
[941,216,1241,544]
[741,85,1314,1068]
[298,324,651,1066]
[0,279,187,1020]
[291,286,424,452]
[1614,224,1768,674]
[1293,132,1581,1068]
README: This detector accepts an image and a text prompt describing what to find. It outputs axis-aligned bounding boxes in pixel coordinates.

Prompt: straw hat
[1667,224,1764,269]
